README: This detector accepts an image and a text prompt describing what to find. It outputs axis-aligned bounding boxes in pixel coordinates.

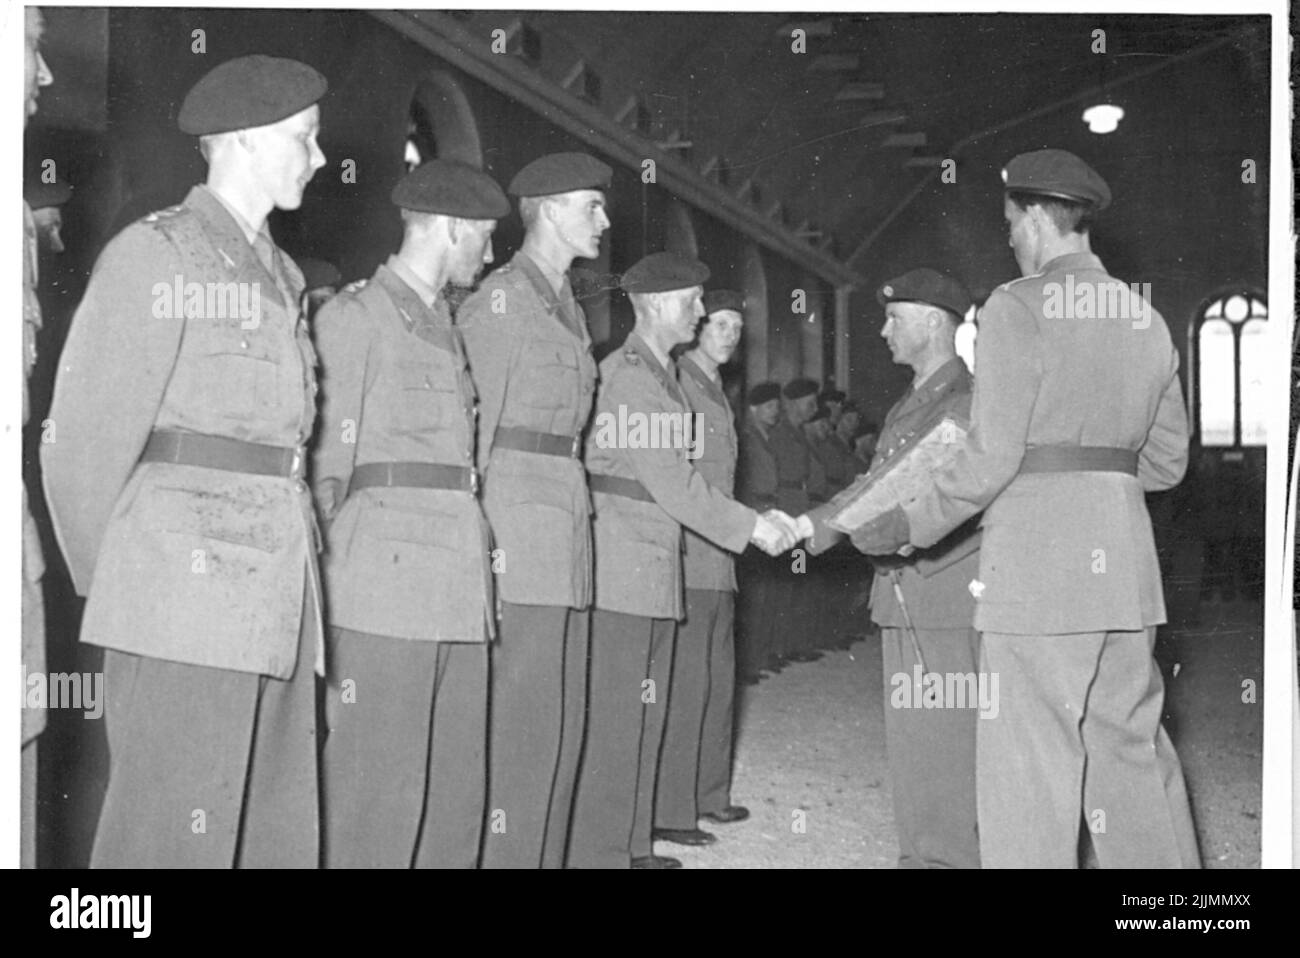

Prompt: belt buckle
[469,467,480,496]
[289,445,305,481]
[570,435,581,458]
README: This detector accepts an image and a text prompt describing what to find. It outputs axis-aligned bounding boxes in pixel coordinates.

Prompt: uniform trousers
[322,628,487,868]
[767,557,800,659]
[91,580,318,868]
[880,625,980,869]
[21,741,37,868]
[978,628,1201,868]
[482,603,590,869]
[655,590,737,828]
[569,611,675,868]
[736,551,773,675]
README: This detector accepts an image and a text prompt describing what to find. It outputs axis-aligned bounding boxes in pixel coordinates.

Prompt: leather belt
[140,430,305,480]
[494,426,582,458]
[1019,445,1138,476]
[588,473,654,503]
[348,461,478,496]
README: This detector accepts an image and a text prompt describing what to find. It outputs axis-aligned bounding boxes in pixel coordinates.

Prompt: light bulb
[1082,103,1124,135]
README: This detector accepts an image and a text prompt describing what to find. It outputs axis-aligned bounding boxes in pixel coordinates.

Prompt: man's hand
[751,510,799,555]
[792,514,815,542]
[848,505,911,555]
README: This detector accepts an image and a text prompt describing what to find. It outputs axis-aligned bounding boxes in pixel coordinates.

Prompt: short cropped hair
[1006,190,1094,235]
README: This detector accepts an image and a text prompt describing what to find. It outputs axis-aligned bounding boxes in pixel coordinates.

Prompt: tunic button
[294,479,307,494]
[240,339,249,350]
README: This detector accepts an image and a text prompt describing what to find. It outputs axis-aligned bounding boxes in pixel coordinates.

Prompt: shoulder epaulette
[141,204,185,225]
[341,278,368,294]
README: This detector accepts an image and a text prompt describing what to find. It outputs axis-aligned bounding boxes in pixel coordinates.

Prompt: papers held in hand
[826,414,967,536]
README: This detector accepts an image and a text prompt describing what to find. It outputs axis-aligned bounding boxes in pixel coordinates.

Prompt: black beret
[178,55,327,136]
[620,252,710,295]
[296,257,341,292]
[25,179,72,210]
[509,152,612,196]
[703,289,745,315]
[820,389,846,404]
[391,159,509,219]
[1002,148,1111,211]
[783,378,819,401]
[876,267,972,318]
[747,382,781,406]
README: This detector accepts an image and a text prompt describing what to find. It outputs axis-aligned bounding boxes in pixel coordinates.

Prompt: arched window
[1192,291,1268,448]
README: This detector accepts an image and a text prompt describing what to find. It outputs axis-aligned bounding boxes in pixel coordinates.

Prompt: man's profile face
[550,189,609,260]
[698,308,743,366]
[246,104,325,212]
[657,286,703,346]
[881,301,930,369]
[786,393,817,425]
[753,398,780,428]
[24,8,54,125]
[449,218,497,286]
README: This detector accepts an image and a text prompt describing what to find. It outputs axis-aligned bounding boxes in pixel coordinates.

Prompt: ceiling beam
[372,10,863,287]
[847,32,1240,266]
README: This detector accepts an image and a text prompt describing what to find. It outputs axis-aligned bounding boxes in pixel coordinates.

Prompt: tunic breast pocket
[392,359,459,435]
[199,350,282,421]
[520,342,580,411]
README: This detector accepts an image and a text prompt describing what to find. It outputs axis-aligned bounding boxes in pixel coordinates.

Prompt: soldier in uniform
[21,5,54,870]
[571,253,795,869]
[800,268,983,868]
[311,160,508,868]
[42,55,328,867]
[735,382,782,681]
[851,150,1199,868]
[653,289,752,849]
[822,401,869,490]
[457,152,610,868]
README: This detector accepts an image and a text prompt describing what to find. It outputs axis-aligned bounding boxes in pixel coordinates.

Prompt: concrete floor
[662,599,1263,869]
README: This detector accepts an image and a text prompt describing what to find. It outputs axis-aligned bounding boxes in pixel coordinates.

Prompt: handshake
[749,509,815,556]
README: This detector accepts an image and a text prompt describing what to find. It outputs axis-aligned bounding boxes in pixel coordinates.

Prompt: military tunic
[570,333,755,868]
[807,355,982,868]
[655,355,742,829]
[42,184,322,867]
[311,257,492,867]
[457,250,595,868]
[897,252,1198,868]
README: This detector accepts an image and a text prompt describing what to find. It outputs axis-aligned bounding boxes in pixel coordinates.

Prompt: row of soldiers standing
[734,381,875,681]
[33,53,800,869]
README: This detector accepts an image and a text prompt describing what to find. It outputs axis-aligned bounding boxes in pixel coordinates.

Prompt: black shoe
[631,854,682,869]
[701,805,750,824]
[653,827,717,846]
